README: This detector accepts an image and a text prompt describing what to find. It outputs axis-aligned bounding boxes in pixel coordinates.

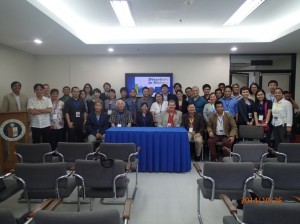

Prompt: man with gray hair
[109,99,133,127]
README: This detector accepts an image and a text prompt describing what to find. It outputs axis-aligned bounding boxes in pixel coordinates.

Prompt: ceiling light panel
[224,0,266,26]
[110,1,135,27]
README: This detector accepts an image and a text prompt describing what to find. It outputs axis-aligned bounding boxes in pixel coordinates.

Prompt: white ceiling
[0,0,300,55]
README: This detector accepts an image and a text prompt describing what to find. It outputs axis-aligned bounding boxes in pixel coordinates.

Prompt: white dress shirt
[271,98,293,127]
[27,96,52,128]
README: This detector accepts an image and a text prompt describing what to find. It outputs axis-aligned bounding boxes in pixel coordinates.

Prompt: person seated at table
[86,101,110,143]
[207,101,237,162]
[157,100,182,127]
[136,102,155,127]
[181,103,205,161]
[109,99,133,127]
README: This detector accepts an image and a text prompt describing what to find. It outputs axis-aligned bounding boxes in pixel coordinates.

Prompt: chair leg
[90,198,93,211]
[77,187,80,212]
[197,185,203,224]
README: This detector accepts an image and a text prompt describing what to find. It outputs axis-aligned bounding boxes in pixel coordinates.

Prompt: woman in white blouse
[272,88,293,150]
[150,93,168,125]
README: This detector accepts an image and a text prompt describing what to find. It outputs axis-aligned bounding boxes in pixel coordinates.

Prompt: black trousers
[49,128,64,150]
[31,126,50,143]
[67,126,84,142]
[273,125,290,150]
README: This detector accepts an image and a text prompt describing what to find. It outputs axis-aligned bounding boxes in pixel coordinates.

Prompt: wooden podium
[0,112,29,172]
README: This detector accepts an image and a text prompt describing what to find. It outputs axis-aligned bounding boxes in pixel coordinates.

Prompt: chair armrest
[28,199,55,218]
[220,194,237,215]
[53,150,64,162]
[292,196,300,203]
[267,147,287,162]
[123,198,133,222]
[220,194,244,223]
[126,162,132,172]
[85,152,96,160]
[43,151,57,163]
[73,173,86,198]
[0,171,14,179]
[14,152,23,163]
[113,172,128,199]
[193,163,202,174]
[55,173,72,199]
[45,198,62,211]
[230,152,241,162]
[243,175,256,198]
[256,173,275,199]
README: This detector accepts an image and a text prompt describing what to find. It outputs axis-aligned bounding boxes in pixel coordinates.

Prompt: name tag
[219,130,224,133]
[189,127,193,133]
[76,112,80,117]
[258,115,263,121]
[248,113,252,119]
[117,124,122,127]
[108,110,112,115]
[225,111,229,114]
[167,123,171,127]
[52,113,58,120]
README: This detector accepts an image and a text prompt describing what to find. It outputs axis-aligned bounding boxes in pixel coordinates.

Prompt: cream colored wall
[0,44,36,107]
[35,54,229,98]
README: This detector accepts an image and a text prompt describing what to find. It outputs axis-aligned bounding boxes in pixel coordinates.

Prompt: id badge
[117,124,122,127]
[219,130,224,133]
[108,110,112,115]
[52,113,58,120]
[189,127,193,133]
[76,111,80,117]
[248,113,252,119]
[225,111,229,114]
[167,123,171,127]
[258,115,263,121]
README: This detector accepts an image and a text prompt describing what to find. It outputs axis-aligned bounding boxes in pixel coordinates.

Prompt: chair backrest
[14,162,68,190]
[262,162,300,190]
[57,142,93,162]
[278,143,300,162]
[232,143,268,162]
[15,143,52,163]
[75,159,126,188]
[238,125,264,140]
[203,162,254,190]
[243,203,300,224]
[0,209,16,224]
[100,143,136,162]
[34,210,120,224]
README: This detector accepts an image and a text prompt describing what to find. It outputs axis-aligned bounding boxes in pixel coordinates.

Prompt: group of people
[1,80,298,162]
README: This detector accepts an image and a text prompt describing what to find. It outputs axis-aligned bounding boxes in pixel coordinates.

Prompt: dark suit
[237,98,255,125]
[176,99,188,115]
[181,113,205,135]
[86,112,110,136]
[135,112,154,127]
[100,93,109,102]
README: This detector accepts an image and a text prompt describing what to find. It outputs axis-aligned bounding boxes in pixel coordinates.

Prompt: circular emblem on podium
[0,119,26,141]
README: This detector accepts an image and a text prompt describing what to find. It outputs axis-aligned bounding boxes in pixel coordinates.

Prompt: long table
[105,127,191,172]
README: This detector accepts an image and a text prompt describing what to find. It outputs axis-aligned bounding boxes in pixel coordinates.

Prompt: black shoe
[195,156,201,162]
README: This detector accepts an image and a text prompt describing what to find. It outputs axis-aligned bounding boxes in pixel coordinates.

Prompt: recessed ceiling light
[231,47,238,51]
[224,0,266,26]
[33,39,43,44]
[108,48,114,52]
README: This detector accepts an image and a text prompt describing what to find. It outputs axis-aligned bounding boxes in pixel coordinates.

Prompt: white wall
[35,54,229,98]
[0,44,36,106]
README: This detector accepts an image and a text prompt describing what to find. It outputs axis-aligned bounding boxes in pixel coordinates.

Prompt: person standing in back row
[65,86,87,142]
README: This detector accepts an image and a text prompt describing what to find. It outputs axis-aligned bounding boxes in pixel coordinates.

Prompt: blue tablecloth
[105,127,191,172]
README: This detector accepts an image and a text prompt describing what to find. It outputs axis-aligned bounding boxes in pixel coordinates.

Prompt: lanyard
[143,115,146,125]
[224,98,231,110]
[73,99,80,110]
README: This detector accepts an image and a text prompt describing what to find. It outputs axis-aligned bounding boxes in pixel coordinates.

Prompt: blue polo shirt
[220,96,238,118]
[188,96,206,114]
